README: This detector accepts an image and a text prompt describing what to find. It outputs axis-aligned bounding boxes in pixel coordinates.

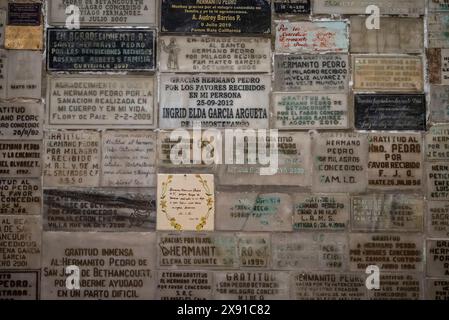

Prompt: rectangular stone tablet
[0,102,43,140]
[43,131,100,187]
[426,279,449,300]
[47,75,156,128]
[159,74,270,129]
[349,234,424,272]
[354,94,426,131]
[0,141,41,178]
[312,132,368,193]
[430,0,449,11]
[43,188,156,232]
[0,178,41,215]
[275,21,348,53]
[371,274,422,300]
[428,201,449,238]
[41,232,157,300]
[215,192,293,232]
[351,194,424,232]
[213,271,290,300]
[158,233,237,269]
[159,36,271,73]
[428,49,449,85]
[367,133,423,191]
[157,174,214,232]
[428,13,449,48]
[48,0,157,27]
[156,271,213,300]
[0,270,39,300]
[353,55,423,92]
[161,0,271,34]
[6,50,42,99]
[274,0,311,14]
[238,233,270,269]
[7,3,41,26]
[350,17,424,54]
[4,25,43,50]
[427,240,449,277]
[273,93,349,130]
[272,233,348,271]
[274,54,349,92]
[47,28,156,71]
[430,85,449,122]
[313,0,425,15]
[293,194,350,231]
[0,215,41,270]
[427,162,449,201]
[426,125,449,161]
[102,131,156,188]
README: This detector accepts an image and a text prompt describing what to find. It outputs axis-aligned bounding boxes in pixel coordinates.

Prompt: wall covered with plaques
[0,0,448,301]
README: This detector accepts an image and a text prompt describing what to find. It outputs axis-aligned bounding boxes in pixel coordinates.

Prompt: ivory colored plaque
[238,233,270,269]
[43,131,100,187]
[293,194,350,231]
[0,215,41,269]
[426,125,449,161]
[41,232,157,300]
[349,234,424,272]
[367,133,423,191]
[275,21,348,53]
[427,162,449,201]
[159,36,271,73]
[313,0,425,15]
[158,233,237,269]
[428,201,449,238]
[0,141,41,178]
[430,85,449,122]
[157,174,214,232]
[352,55,423,92]
[0,102,43,140]
[427,240,449,277]
[272,233,348,271]
[312,132,368,193]
[0,178,41,215]
[351,194,424,232]
[102,131,156,188]
[350,17,423,54]
[156,271,212,300]
[213,271,290,300]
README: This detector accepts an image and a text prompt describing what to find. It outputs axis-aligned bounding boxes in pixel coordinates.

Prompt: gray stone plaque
[156,271,212,300]
[0,270,39,300]
[0,141,41,178]
[428,201,449,238]
[0,102,43,140]
[371,274,422,300]
[6,50,41,99]
[426,279,449,300]
[430,86,449,122]
[428,13,449,48]
[427,125,449,160]
[427,162,449,201]
[427,240,449,277]
[238,233,270,269]
[0,178,41,215]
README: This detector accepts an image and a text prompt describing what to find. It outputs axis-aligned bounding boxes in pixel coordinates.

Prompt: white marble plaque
[371,274,422,300]
[426,125,449,161]
[0,102,43,140]
[427,162,449,201]
[428,201,449,238]
[427,240,449,277]
[0,141,41,178]
[0,178,41,215]
[430,86,449,122]
[156,271,213,300]
[238,233,270,269]
[6,50,41,99]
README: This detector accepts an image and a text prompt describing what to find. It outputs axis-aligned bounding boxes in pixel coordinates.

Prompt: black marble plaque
[47,28,156,71]
[274,0,311,14]
[161,0,271,34]
[8,3,41,26]
[354,94,426,131]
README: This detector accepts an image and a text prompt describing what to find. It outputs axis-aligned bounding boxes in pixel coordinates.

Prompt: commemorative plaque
[44,188,156,232]
[430,0,449,11]
[428,49,449,85]
[350,17,424,54]
[157,174,215,232]
[428,14,449,48]
[0,270,39,300]
[273,93,349,130]
[275,21,348,53]
[6,50,42,99]
[215,192,293,232]
[290,272,367,300]
[312,132,368,193]
[157,233,237,269]
[5,3,43,50]
[49,0,157,26]
[0,178,41,215]
[47,75,156,128]
[292,194,350,232]
[0,215,41,270]
[238,233,270,269]
[427,162,449,201]
[41,232,157,300]
[428,201,449,238]
[272,233,348,271]
[274,0,311,14]
[351,194,424,232]
[372,274,422,300]
[426,125,449,161]
[159,74,270,129]
[353,55,424,92]
[159,36,271,73]
[354,94,426,131]
[426,279,449,300]
[274,54,349,92]
[0,102,43,140]
[47,28,156,72]
[157,271,212,300]
[430,85,449,122]
[43,131,100,187]
[213,271,290,300]
[313,0,425,15]
[367,133,423,191]
[0,141,41,178]
[160,0,271,34]
[349,234,424,272]
[7,3,41,26]
[427,240,449,277]
[102,131,156,188]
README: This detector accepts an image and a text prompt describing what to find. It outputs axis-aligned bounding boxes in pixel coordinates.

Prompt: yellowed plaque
[5,25,43,50]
